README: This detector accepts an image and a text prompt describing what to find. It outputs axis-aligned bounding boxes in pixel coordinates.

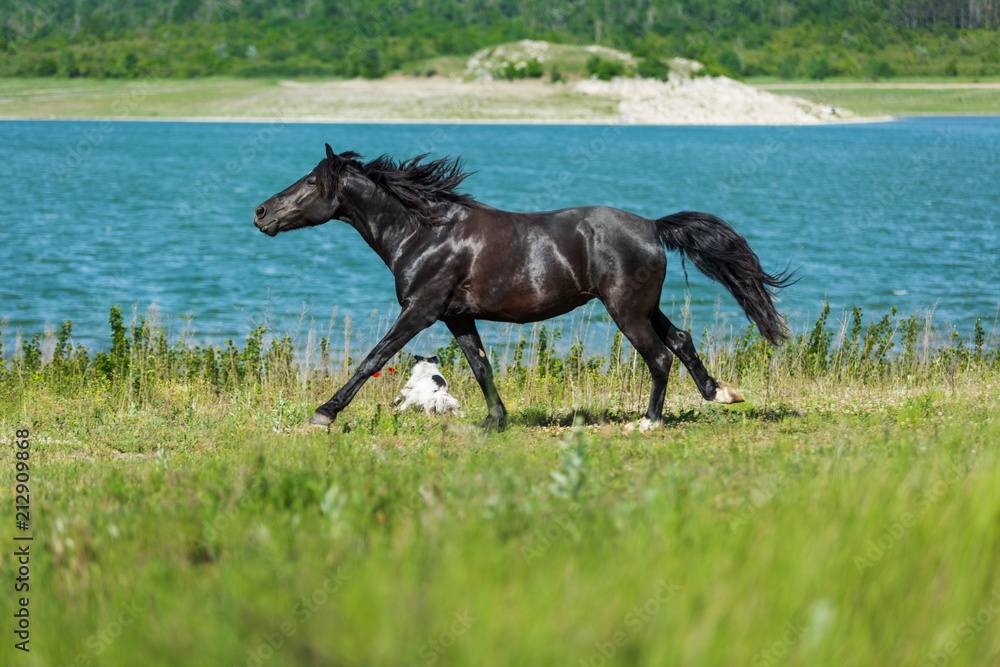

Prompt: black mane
[320,149,479,226]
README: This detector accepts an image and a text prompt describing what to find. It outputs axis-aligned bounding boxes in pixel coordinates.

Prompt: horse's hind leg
[604,306,674,425]
[444,317,508,431]
[650,310,743,404]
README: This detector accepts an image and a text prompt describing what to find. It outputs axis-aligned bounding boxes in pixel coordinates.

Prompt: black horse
[254,145,792,431]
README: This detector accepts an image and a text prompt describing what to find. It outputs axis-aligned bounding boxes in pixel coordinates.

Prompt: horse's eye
[307,178,316,186]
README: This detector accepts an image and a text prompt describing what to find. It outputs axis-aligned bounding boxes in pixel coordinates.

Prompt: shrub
[806,55,831,80]
[778,53,801,79]
[502,58,544,80]
[586,55,625,81]
[637,57,671,80]
[864,58,895,80]
[718,50,743,78]
[37,55,58,76]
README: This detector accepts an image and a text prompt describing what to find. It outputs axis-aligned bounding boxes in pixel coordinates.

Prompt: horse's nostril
[255,206,266,219]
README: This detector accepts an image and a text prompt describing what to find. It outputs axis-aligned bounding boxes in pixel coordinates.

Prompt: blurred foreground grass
[1,305,998,666]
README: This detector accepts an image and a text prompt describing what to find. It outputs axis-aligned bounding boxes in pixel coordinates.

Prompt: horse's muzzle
[255,219,280,236]
[253,207,280,236]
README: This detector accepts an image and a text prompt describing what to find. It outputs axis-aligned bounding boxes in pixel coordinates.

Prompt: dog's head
[413,355,440,365]
[408,355,442,380]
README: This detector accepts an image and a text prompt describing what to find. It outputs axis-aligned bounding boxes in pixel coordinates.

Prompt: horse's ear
[325,143,335,160]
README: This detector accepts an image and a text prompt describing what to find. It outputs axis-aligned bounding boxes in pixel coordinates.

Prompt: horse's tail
[655,211,795,345]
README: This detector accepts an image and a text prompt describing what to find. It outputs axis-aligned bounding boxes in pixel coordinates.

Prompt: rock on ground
[576,72,855,125]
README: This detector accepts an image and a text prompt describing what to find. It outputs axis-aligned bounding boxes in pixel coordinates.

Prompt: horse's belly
[452,277,595,323]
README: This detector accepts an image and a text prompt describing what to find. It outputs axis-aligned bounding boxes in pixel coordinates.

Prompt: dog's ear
[414,355,425,362]
[427,355,440,365]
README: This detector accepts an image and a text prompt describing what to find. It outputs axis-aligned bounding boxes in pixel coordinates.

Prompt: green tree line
[1,0,998,79]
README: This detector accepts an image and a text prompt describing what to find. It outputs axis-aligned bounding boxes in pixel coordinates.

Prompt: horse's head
[254,144,353,237]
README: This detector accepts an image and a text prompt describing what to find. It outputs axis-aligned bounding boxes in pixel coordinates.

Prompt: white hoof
[625,418,662,434]
[713,382,744,404]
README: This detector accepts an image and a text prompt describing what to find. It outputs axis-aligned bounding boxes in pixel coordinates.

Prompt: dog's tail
[431,391,462,415]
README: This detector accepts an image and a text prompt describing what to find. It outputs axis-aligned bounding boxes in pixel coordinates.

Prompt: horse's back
[519,204,665,268]
[444,204,665,322]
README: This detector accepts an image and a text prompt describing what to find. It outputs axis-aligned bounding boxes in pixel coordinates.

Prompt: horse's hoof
[624,418,661,434]
[309,411,335,427]
[482,412,508,432]
[713,382,744,404]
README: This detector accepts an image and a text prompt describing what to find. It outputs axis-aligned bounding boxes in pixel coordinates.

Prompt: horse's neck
[339,178,416,269]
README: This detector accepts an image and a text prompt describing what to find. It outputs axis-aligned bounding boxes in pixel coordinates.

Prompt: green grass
[3,72,1000,121]
[754,79,1000,116]
[1,306,999,665]
[0,77,276,118]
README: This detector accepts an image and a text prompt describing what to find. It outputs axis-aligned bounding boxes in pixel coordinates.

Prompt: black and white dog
[390,355,461,415]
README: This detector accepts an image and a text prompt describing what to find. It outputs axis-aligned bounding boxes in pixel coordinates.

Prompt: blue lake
[1,118,997,353]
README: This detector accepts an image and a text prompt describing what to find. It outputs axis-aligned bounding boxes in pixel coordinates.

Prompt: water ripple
[1,118,997,350]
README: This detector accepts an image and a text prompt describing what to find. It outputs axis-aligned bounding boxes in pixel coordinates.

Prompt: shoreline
[0,113,899,125]
[2,75,996,125]
[0,75,912,126]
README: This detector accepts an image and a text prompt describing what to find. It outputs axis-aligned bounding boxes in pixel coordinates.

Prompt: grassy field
[755,80,1000,117]
[1,306,999,665]
[2,74,999,121]
[0,76,621,122]
[0,77,279,119]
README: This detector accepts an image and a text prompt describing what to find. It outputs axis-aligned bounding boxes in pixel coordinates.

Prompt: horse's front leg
[310,306,439,426]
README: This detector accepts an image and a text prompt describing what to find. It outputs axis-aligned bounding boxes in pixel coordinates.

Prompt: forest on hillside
[1,0,998,79]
